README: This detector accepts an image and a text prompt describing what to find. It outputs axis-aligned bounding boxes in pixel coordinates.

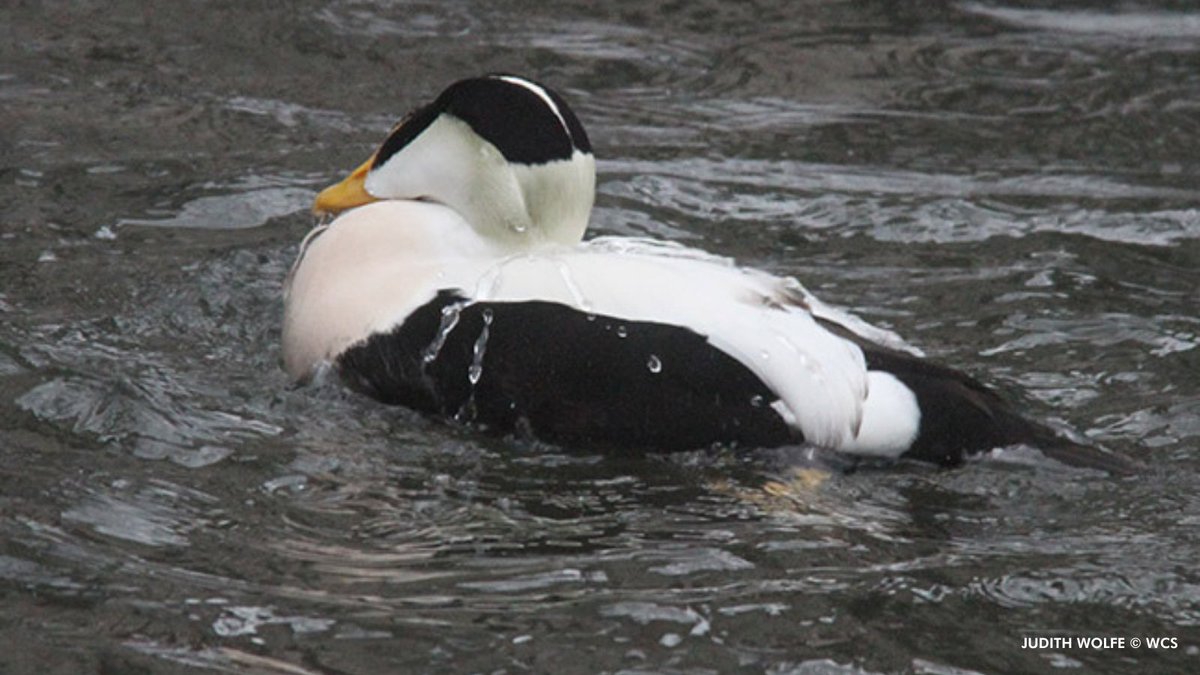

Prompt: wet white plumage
[283,74,925,458]
[285,198,921,455]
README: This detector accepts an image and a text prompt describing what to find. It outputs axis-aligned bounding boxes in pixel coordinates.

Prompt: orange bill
[313,154,379,215]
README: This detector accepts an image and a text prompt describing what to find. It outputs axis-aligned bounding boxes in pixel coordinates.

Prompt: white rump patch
[839,371,921,457]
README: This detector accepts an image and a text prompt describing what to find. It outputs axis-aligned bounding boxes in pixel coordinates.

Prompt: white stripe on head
[495,75,571,140]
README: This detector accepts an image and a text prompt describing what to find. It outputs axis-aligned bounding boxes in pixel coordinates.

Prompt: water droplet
[468,318,491,385]
[616,325,628,338]
[759,350,770,360]
[557,261,592,311]
[750,395,764,408]
[647,355,662,373]
[585,314,596,322]
[423,302,464,364]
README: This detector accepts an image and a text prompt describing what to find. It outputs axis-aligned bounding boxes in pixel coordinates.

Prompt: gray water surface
[2,1,1199,673]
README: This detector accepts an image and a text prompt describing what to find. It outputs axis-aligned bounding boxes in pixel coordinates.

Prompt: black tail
[822,321,1138,474]
[1034,435,1141,475]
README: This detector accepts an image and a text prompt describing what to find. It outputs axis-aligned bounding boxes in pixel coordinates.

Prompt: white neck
[509,151,595,246]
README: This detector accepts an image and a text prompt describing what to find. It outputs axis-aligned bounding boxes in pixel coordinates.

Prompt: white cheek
[365,116,479,201]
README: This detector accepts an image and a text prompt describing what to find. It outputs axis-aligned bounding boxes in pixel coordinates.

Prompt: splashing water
[422,302,465,365]
[556,260,593,312]
[468,308,493,385]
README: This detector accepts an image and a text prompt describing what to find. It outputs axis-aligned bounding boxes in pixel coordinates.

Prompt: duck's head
[314,75,595,246]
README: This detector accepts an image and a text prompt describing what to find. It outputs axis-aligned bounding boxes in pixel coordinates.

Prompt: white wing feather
[448,239,872,448]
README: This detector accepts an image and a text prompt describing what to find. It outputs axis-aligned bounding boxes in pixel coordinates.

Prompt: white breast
[282,201,499,379]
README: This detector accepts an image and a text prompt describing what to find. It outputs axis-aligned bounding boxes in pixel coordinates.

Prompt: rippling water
[2,1,1199,673]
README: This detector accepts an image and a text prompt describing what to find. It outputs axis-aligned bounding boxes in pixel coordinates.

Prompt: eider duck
[282,74,1131,472]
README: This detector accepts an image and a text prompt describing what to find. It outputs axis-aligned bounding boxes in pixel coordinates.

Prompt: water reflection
[62,480,216,547]
[117,173,318,231]
[1,0,1199,672]
[962,3,1200,40]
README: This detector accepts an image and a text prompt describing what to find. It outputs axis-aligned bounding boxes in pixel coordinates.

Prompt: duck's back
[289,220,923,455]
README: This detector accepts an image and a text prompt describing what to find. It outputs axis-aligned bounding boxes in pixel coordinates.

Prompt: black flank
[337,292,793,452]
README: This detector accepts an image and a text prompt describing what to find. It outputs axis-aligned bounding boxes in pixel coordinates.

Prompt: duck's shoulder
[305,201,489,259]
[282,201,494,379]
[571,237,922,355]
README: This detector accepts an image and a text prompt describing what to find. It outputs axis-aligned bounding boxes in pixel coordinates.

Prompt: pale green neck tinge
[364,115,596,250]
